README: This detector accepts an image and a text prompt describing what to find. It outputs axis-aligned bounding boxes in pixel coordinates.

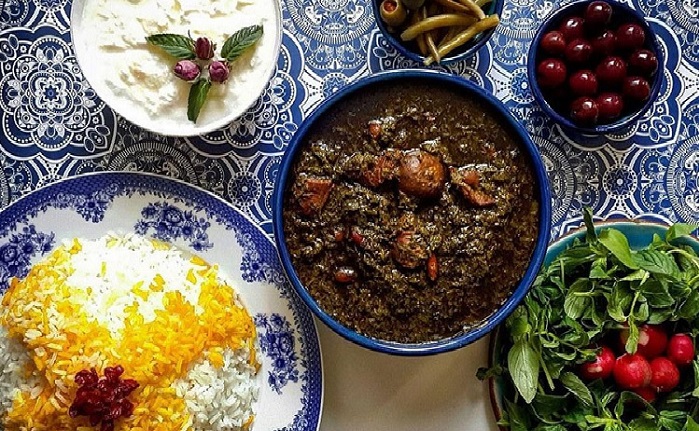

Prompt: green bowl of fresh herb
[483,209,699,431]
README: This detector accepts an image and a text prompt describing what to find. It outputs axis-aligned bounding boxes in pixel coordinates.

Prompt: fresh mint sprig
[145,34,195,60]
[146,25,264,124]
[187,79,211,123]
[221,25,264,62]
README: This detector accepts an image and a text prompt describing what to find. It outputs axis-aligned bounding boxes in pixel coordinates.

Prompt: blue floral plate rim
[0,171,323,431]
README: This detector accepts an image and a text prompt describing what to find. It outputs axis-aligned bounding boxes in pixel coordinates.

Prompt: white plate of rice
[0,172,322,431]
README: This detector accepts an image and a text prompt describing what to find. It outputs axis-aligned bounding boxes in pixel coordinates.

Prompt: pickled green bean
[400,14,478,41]
[455,0,486,19]
[424,14,499,65]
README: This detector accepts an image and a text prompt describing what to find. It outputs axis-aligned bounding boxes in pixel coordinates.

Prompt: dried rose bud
[194,37,215,60]
[173,60,201,82]
[208,60,230,84]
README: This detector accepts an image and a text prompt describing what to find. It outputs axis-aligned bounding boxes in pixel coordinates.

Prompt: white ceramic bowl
[70,0,282,137]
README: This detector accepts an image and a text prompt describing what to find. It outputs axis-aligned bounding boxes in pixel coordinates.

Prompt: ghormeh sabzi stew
[282,78,540,343]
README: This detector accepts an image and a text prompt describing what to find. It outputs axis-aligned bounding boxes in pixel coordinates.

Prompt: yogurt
[77,0,280,135]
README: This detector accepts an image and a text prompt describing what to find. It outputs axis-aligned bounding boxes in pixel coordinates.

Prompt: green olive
[380,0,408,27]
[401,0,426,9]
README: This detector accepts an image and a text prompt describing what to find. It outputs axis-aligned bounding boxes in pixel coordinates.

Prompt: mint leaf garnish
[187,79,211,123]
[220,25,263,62]
[146,34,196,60]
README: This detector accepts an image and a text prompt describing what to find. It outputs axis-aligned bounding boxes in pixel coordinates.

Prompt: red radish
[667,333,695,366]
[614,354,652,389]
[620,324,668,358]
[633,386,657,403]
[580,346,616,380]
[650,357,680,392]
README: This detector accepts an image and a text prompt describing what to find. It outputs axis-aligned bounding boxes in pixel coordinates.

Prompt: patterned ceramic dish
[371,0,503,65]
[488,219,699,429]
[0,172,322,430]
[273,69,552,356]
[528,0,664,135]
[69,0,282,137]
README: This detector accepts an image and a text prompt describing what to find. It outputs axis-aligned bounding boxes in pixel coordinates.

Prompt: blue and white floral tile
[283,0,374,75]
[0,27,116,160]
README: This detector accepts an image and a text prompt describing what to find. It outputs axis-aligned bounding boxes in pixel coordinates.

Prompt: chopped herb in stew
[282,79,540,343]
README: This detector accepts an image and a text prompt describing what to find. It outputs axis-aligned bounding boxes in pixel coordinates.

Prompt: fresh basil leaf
[564,279,592,320]
[658,416,682,431]
[583,207,597,242]
[621,269,649,281]
[599,229,640,269]
[679,290,699,319]
[638,279,674,308]
[666,223,698,242]
[508,338,540,404]
[607,284,633,322]
[686,416,699,431]
[531,393,568,418]
[589,258,609,279]
[634,300,650,321]
[145,33,195,59]
[628,418,659,431]
[504,398,531,431]
[221,25,263,62]
[647,308,674,324]
[508,314,530,339]
[625,319,640,354]
[187,79,211,123]
[560,371,593,407]
[633,249,680,276]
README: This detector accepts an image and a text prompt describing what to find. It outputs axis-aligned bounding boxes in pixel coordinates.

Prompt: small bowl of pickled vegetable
[372,0,502,65]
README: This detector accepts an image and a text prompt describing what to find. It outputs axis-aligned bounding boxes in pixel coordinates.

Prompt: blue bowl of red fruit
[528,0,663,134]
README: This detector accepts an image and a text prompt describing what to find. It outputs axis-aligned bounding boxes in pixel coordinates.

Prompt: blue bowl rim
[371,0,504,65]
[526,0,665,135]
[272,69,552,356]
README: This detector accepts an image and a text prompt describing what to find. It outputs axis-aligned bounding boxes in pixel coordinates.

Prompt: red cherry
[540,30,567,56]
[537,58,567,88]
[570,96,599,125]
[628,49,658,77]
[559,16,585,40]
[569,70,599,96]
[591,30,617,57]
[565,38,594,64]
[596,92,624,120]
[585,1,613,31]
[623,76,651,102]
[617,23,646,51]
[596,56,628,85]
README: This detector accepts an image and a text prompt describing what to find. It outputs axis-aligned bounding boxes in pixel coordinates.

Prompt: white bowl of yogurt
[70,0,282,136]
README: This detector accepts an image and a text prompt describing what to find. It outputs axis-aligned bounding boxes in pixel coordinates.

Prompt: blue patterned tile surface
[0,0,698,237]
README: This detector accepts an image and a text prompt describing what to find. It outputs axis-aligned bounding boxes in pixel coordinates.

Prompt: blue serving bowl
[488,219,699,425]
[528,0,663,134]
[273,69,552,356]
[372,0,503,65]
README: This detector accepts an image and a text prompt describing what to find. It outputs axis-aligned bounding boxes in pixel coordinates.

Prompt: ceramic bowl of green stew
[273,69,552,356]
